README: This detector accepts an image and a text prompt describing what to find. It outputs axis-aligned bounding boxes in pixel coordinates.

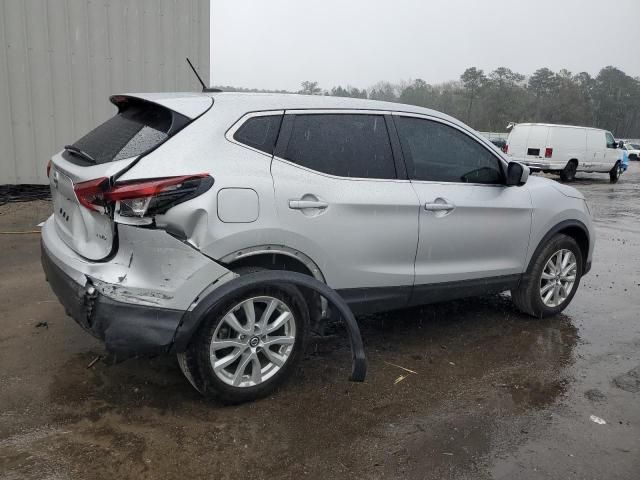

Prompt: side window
[396,116,504,184]
[605,132,616,149]
[233,115,283,154]
[283,114,396,179]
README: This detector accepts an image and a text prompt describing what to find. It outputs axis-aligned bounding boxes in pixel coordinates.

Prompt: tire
[187,283,309,404]
[609,161,621,183]
[559,160,577,182]
[511,234,583,318]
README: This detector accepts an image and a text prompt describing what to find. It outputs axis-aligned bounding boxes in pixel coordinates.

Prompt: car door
[604,131,620,170]
[392,113,532,303]
[585,130,606,171]
[270,111,420,312]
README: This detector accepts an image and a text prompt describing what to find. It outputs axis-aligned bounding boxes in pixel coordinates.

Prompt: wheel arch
[219,246,328,323]
[527,220,590,274]
[219,245,326,284]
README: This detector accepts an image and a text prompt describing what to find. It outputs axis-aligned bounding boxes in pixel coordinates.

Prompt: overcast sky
[210,0,640,91]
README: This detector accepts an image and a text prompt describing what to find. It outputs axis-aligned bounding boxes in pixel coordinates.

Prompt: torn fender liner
[42,243,182,354]
[173,271,367,382]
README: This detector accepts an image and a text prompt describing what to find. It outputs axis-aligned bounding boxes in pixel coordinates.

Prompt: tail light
[46,160,52,178]
[545,147,553,158]
[503,144,509,154]
[74,174,213,217]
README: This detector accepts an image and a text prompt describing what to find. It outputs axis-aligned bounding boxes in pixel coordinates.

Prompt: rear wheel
[186,284,308,404]
[559,160,577,182]
[511,234,583,318]
[609,161,622,183]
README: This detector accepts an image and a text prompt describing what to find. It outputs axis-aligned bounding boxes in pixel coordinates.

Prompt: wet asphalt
[1,164,639,479]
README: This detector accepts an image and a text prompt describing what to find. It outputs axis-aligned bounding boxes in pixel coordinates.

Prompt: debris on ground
[34,321,48,329]
[384,361,417,385]
[384,361,418,375]
[613,366,640,393]
[86,356,101,369]
[589,415,607,425]
[584,388,607,402]
[394,375,407,385]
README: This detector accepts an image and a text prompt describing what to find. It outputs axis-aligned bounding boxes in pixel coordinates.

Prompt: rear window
[69,98,189,165]
[233,115,282,154]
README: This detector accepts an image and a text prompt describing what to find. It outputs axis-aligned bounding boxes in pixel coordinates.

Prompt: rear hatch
[48,93,212,260]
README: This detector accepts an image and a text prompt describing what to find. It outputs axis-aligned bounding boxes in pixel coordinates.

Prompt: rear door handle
[424,202,455,211]
[289,200,329,210]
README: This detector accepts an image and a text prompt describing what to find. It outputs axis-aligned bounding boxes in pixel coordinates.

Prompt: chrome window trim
[283,108,393,115]
[272,155,410,183]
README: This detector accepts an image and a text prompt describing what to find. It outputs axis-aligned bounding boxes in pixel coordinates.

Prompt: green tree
[299,81,322,95]
[460,67,486,123]
[368,82,398,102]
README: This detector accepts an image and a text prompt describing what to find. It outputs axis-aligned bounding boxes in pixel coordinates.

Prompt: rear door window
[283,114,396,179]
[69,99,189,165]
[396,116,503,184]
[233,115,283,154]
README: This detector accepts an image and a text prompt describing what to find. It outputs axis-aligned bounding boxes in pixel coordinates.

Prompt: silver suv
[42,92,594,403]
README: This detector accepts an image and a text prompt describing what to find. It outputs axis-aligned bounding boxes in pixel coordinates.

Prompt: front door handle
[424,201,455,212]
[289,199,329,210]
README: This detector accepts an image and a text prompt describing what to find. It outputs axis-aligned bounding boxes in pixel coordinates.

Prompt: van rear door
[524,125,550,160]
[48,94,212,260]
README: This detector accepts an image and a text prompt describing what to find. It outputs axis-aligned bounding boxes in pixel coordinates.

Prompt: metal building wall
[0,0,210,185]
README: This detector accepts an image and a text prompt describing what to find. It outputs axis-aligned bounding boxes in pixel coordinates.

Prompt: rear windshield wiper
[64,145,96,164]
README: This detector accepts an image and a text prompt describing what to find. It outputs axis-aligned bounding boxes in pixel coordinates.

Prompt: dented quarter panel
[41,216,232,310]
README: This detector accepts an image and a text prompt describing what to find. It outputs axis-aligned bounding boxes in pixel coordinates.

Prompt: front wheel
[186,285,309,404]
[511,234,583,318]
[609,161,622,183]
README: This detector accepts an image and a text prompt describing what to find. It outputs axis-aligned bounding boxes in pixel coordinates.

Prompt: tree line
[216,66,640,138]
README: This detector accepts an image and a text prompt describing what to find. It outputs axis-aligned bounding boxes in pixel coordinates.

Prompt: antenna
[186,57,222,93]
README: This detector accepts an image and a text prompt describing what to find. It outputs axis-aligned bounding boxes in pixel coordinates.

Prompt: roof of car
[208,91,439,114]
[122,91,462,124]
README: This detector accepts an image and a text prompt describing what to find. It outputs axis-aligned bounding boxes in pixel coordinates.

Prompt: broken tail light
[74,174,213,217]
[545,147,553,158]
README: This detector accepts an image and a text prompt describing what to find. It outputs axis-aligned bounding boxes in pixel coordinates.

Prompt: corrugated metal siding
[0,0,210,185]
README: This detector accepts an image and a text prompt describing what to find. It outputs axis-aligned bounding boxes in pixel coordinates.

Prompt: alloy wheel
[210,296,296,387]
[539,249,577,308]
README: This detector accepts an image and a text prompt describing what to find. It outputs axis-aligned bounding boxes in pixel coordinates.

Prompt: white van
[505,123,623,182]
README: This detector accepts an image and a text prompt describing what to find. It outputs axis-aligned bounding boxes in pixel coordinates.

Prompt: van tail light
[46,160,52,178]
[545,147,553,158]
[503,144,509,154]
[74,174,213,217]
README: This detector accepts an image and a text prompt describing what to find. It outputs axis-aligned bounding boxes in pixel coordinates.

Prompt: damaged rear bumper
[42,242,183,354]
[40,215,235,354]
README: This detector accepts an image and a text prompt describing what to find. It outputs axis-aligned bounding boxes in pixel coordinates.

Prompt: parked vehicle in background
[505,123,623,183]
[622,142,640,160]
[490,138,506,150]
[41,93,594,402]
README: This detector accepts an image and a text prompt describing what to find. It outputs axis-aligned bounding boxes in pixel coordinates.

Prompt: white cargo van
[505,123,623,182]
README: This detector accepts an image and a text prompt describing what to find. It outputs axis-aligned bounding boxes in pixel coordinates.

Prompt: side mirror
[618,140,624,148]
[506,161,529,186]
